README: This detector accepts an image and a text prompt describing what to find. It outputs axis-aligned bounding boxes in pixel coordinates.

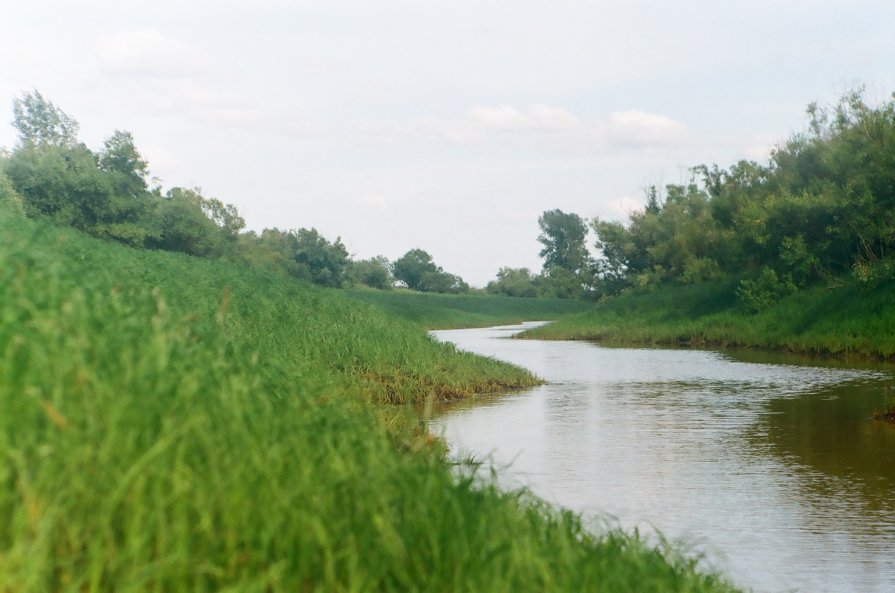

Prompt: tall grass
[344,287,591,329]
[0,207,741,592]
[524,279,895,359]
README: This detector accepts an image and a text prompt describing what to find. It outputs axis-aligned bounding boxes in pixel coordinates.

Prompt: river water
[430,323,895,593]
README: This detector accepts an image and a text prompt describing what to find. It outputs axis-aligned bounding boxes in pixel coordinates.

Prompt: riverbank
[344,287,592,329]
[0,207,741,592]
[433,325,895,593]
[522,279,895,360]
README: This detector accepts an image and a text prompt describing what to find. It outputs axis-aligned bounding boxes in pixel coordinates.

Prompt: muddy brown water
[431,323,895,593]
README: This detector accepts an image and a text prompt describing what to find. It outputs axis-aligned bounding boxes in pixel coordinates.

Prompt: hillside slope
[0,208,740,593]
[523,279,895,359]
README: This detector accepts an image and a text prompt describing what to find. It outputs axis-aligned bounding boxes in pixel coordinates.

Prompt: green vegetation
[522,89,895,356]
[0,206,741,592]
[345,288,592,329]
[587,89,895,300]
[0,90,471,295]
[348,255,394,290]
[485,210,596,299]
[392,248,469,294]
[523,278,895,359]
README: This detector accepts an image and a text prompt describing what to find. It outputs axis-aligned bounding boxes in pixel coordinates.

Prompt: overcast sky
[2,1,894,286]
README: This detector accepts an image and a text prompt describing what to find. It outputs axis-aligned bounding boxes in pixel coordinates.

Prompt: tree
[200,196,245,246]
[11,90,79,147]
[393,248,468,293]
[145,187,224,257]
[4,142,117,229]
[237,228,302,277]
[539,267,589,299]
[487,267,539,297]
[349,256,394,289]
[235,227,350,286]
[418,270,468,294]
[537,209,591,273]
[537,209,594,297]
[3,95,157,244]
[99,130,149,200]
[393,248,439,290]
[0,168,24,213]
[293,228,350,288]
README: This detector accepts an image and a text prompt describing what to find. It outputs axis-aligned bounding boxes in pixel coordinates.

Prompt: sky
[2,1,894,286]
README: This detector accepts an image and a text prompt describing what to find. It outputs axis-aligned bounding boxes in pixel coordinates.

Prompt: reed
[0,207,741,592]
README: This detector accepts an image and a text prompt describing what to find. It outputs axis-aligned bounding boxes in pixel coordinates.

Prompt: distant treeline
[0,91,468,294]
[487,89,895,308]
[5,89,893,304]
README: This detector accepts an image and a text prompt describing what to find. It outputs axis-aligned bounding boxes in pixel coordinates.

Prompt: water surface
[431,324,895,593]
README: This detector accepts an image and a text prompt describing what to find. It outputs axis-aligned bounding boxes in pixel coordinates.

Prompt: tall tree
[393,248,439,290]
[537,209,594,297]
[99,130,149,199]
[11,90,79,147]
[537,209,590,273]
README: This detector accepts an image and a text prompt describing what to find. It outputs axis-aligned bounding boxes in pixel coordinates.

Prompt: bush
[735,267,797,313]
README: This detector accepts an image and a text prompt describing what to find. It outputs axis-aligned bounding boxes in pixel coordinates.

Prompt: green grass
[0,207,742,592]
[344,287,592,329]
[524,279,895,359]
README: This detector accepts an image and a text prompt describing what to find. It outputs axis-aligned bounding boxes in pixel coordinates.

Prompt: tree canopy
[536,209,594,298]
[350,256,394,290]
[588,89,895,308]
[6,88,893,303]
[293,228,350,288]
[12,90,79,147]
[393,249,469,294]
[538,209,590,273]
[486,267,539,298]
[0,91,424,291]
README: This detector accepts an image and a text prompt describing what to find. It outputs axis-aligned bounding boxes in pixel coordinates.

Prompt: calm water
[431,323,895,593]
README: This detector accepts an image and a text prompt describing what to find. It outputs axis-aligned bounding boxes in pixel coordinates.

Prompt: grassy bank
[523,279,895,359]
[0,208,740,592]
[344,287,592,329]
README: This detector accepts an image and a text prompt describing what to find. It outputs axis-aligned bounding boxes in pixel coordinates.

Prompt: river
[430,323,895,593]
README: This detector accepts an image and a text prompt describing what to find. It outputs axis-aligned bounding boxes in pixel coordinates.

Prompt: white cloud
[468,104,579,131]
[607,110,691,148]
[93,38,306,139]
[185,102,319,139]
[359,105,690,153]
[97,29,214,78]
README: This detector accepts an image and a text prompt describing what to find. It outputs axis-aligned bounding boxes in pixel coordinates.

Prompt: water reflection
[431,325,895,593]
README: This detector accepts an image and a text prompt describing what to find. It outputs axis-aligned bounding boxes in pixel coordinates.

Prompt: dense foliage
[496,90,895,305]
[392,248,469,294]
[0,90,469,293]
[590,90,895,307]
